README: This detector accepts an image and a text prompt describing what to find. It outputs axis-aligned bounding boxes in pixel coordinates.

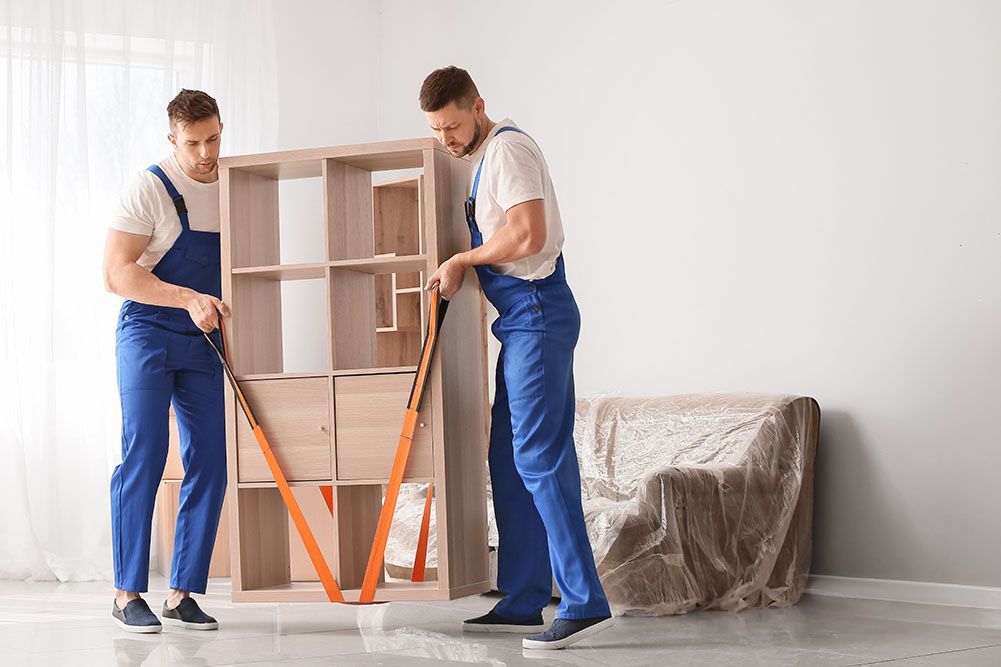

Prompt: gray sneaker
[161,598,218,630]
[112,599,162,634]
[522,616,614,650]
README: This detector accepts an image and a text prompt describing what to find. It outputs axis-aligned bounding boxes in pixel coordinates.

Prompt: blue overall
[468,128,611,620]
[110,165,227,594]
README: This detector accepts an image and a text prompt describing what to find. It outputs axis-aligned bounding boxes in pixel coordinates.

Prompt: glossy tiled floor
[2,577,1001,666]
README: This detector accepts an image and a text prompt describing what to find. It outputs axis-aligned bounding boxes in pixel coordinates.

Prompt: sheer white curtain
[0,0,278,581]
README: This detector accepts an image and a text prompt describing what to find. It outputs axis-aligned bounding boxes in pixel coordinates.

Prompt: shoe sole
[522,618,614,650]
[113,617,162,634]
[161,616,219,631]
[462,622,546,634]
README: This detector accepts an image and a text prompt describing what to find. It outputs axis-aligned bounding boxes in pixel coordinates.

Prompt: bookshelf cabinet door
[237,377,332,482]
[334,373,433,481]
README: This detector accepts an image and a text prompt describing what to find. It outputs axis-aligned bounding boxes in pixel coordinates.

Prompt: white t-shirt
[465,118,564,281]
[110,153,221,271]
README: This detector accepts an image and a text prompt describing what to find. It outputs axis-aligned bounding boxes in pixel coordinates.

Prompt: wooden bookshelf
[218,139,490,602]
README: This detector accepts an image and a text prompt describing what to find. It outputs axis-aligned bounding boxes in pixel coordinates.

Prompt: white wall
[276,0,1001,588]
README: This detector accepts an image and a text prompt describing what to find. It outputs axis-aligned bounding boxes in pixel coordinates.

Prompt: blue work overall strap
[466,126,530,217]
[147,164,191,232]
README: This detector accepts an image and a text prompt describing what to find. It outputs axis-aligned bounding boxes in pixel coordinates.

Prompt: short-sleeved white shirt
[110,153,220,271]
[465,119,564,281]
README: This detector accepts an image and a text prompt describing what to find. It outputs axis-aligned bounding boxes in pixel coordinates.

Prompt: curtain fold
[0,0,278,581]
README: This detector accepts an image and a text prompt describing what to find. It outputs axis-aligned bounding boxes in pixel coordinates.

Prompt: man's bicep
[104,228,150,267]
[505,199,547,247]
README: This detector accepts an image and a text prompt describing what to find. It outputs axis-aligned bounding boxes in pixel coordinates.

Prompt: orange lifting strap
[359,290,447,602]
[205,288,447,604]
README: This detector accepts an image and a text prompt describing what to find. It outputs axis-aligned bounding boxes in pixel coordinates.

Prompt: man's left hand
[425,254,468,300]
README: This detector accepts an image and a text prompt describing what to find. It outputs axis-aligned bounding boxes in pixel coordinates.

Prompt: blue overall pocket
[116,323,169,391]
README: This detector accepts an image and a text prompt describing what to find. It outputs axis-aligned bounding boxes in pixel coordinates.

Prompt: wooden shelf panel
[221,139,490,604]
[329,255,427,274]
[374,175,420,189]
[232,263,327,280]
[232,580,447,603]
[333,366,418,377]
[333,476,433,486]
[218,138,437,179]
[227,152,424,179]
[376,326,421,334]
[229,258,427,281]
[238,478,434,488]
[234,371,329,382]
[237,480,333,489]
[232,367,419,382]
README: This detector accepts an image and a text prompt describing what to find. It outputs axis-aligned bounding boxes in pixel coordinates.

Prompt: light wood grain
[395,291,422,332]
[324,159,373,261]
[427,149,489,590]
[237,488,290,590]
[236,378,332,483]
[372,176,425,370]
[375,271,395,330]
[329,268,377,371]
[230,275,282,375]
[231,367,421,382]
[374,179,420,257]
[228,170,280,268]
[395,272,421,290]
[219,138,436,179]
[230,580,461,604]
[332,485,384,589]
[373,175,420,189]
[220,170,243,591]
[232,263,327,280]
[234,371,329,382]
[333,373,433,480]
[222,140,490,602]
[329,256,427,274]
[376,330,422,368]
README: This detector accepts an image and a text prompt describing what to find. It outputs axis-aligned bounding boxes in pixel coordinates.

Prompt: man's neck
[471,117,497,155]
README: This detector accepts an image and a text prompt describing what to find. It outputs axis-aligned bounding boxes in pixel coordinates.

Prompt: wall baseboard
[808,574,1001,610]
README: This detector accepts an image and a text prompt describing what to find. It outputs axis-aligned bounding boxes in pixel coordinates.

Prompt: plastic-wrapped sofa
[385,393,821,616]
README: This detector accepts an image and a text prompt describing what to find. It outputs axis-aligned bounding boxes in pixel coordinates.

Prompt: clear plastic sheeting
[576,394,820,615]
[385,393,820,616]
[382,484,500,581]
[384,483,440,581]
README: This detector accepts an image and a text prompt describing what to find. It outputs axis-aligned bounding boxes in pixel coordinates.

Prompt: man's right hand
[185,292,231,333]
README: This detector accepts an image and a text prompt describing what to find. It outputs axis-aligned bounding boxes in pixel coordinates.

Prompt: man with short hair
[422,66,613,650]
[103,89,229,633]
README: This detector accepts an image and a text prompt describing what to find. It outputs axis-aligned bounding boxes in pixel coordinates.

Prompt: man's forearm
[108,263,196,309]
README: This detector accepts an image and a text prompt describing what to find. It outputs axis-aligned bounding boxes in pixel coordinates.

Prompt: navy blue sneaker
[522,616,614,650]
[462,609,546,634]
[112,599,162,634]
[161,598,218,631]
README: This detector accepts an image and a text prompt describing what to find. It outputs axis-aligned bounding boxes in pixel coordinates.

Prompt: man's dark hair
[167,89,220,131]
[419,66,480,112]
